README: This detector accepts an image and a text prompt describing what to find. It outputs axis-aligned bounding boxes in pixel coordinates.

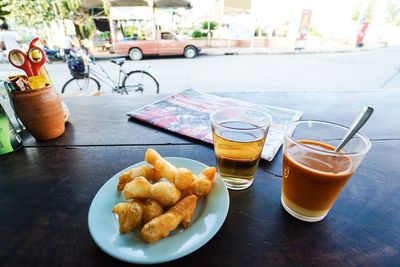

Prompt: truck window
[112,20,156,41]
[161,33,174,40]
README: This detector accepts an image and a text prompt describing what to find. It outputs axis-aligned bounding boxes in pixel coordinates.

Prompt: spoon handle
[335,106,374,152]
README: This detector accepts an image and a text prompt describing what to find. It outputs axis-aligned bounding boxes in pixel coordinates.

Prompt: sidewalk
[91,38,386,59]
[200,38,387,56]
[200,44,386,56]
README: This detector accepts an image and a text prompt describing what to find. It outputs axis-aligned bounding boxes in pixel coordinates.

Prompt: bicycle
[61,49,159,95]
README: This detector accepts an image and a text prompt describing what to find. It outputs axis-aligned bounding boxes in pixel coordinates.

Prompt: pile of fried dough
[112,148,216,243]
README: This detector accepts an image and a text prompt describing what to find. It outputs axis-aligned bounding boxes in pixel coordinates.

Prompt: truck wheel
[129,48,143,61]
[184,46,197,58]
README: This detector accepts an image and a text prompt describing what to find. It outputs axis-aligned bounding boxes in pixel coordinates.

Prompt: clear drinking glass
[210,107,272,190]
[282,120,371,222]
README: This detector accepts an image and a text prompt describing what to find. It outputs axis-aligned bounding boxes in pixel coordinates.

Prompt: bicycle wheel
[61,77,101,94]
[122,70,159,95]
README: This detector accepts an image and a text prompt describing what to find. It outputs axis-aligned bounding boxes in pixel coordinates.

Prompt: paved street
[1,46,400,95]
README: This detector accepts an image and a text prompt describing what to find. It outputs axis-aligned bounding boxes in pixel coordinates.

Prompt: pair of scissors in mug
[8,37,47,77]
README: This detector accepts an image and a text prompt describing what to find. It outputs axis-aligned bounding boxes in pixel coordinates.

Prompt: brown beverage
[282,140,353,218]
[213,121,266,184]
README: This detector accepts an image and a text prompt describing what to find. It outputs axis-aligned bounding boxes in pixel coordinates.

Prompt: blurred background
[1,0,400,94]
[1,0,400,51]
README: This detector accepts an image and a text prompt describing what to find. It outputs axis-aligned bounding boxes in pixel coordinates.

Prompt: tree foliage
[1,0,80,27]
[54,0,81,19]
[1,0,51,26]
[0,2,10,18]
[192,29,203,38]
[352,1,376,22]
[202,21,218,31]
[386,0,400,26]
[102,0,110,16]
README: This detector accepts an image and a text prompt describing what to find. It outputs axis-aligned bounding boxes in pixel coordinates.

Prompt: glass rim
[210,106,272,130]
[284,119,372,156]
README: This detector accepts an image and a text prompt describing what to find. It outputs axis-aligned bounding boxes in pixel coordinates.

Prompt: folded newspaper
[127,89,302,161]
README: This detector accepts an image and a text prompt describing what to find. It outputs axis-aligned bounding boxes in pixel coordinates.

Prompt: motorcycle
[43,46,63,63]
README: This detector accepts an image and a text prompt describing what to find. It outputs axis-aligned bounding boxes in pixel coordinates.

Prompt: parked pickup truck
[112,32,201,60]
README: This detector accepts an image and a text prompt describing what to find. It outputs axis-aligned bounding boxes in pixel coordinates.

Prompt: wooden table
[1,91,399,266]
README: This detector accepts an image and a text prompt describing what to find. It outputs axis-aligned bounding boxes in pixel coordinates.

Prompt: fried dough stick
[112,201,143,233]
[112,199,163,233]
[141,195,198,243]
[123,177,152,199]
[123,177,181,207]
[118,165,161,191]
[181,167,216,198]
[145,148,194,190]
[141,199,164,223]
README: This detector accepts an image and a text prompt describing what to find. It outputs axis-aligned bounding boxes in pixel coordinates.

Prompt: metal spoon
[335,106,374,152]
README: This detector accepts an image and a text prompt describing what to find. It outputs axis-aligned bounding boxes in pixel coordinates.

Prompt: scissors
[8,37,46,77]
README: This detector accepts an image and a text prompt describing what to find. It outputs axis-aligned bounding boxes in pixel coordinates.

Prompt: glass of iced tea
[282,120,371,222]
[210,107,272,190]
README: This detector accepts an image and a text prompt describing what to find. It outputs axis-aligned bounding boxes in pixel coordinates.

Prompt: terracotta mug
[12,86,65,140]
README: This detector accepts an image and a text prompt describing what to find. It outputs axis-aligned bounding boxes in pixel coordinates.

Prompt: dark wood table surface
[1,90,399,266]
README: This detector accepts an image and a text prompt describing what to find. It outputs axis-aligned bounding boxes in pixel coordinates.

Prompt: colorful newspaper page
[127,89,302,161]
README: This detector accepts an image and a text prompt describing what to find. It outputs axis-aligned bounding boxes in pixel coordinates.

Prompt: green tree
[54,0,90,40]
[102,0,111,16]
[352,1,376,22]
[202,21,218,31]
[0,2,10,19]
[386,0,400,26]
[1,0,55,26]
[53,0,80,19]
[201,21,218,38]
[53,0,82,36]
[1,0,81,30]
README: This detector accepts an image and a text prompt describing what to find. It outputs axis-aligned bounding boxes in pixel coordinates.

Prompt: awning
[154,0,191,8]
[108,0,148,7]
[81,0,191,8]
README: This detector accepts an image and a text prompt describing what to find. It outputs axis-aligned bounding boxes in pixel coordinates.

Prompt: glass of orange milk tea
[282,120,371,222]
[210,107,272,190]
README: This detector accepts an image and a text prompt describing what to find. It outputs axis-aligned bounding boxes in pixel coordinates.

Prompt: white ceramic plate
[88,157,230,264]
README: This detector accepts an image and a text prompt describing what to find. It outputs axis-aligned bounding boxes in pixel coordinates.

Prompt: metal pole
[207,18,211,47]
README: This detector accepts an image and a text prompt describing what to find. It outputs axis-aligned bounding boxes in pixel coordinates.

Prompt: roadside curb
[91,54,123,60]
[200,44,387,56]
[89,44,387,60]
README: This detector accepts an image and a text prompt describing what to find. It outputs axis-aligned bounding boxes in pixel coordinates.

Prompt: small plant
[254,27,268,37]
[309,27,321,37]
[192,29,203,38]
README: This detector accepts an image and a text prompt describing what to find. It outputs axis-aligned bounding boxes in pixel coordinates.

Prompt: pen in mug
[3,81,26,132]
